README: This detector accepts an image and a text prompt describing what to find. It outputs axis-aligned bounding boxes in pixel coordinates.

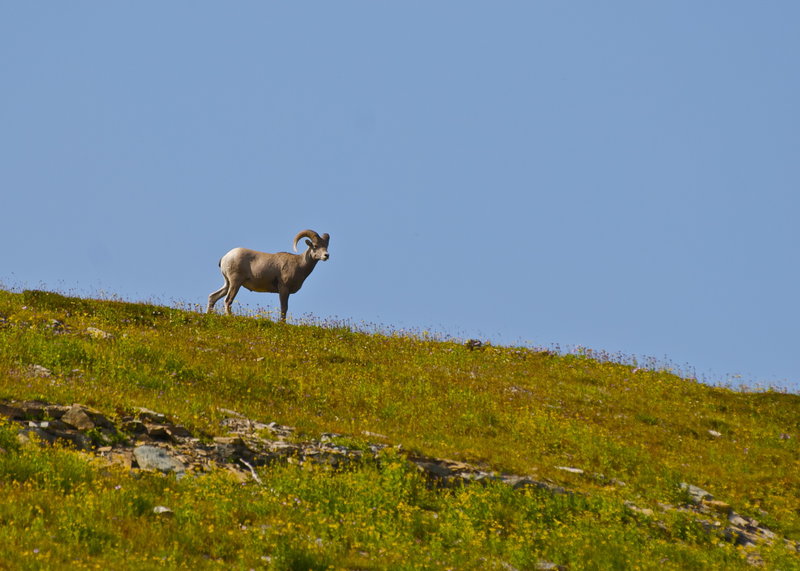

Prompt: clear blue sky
[2,3,798,391]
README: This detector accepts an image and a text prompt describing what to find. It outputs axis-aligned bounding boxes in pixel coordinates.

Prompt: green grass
[0,289,798,569]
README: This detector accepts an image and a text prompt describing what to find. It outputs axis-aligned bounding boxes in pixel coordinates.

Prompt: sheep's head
[293,230,330,261]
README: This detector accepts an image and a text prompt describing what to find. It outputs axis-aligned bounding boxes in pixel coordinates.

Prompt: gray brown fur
[207,229,330,321]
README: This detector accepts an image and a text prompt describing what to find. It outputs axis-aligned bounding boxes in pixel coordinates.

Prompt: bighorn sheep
[207,230,330,321]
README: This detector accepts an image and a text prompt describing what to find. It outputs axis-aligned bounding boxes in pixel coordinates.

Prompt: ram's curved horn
[293,229,321,252]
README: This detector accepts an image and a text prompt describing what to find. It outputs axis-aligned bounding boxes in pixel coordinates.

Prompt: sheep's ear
[305,239,313,248]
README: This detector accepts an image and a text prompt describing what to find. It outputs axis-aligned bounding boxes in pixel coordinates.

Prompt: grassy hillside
[0,289,798,569]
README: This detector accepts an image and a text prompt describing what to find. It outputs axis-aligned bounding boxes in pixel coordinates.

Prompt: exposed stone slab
[133,445,186,475]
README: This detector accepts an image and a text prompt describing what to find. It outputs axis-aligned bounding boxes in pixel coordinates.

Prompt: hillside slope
[0,289,798,569]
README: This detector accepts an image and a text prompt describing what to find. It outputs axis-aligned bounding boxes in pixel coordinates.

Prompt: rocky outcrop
[0,400,388,480]
[678,483,788,552]
[1,399,797,561]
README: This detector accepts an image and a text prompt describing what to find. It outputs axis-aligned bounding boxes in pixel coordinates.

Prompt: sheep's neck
[298,249,319,277]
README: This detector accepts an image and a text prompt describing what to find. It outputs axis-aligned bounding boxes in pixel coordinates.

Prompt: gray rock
[680,482,714,503]
[53,429,92,450]
[0,403,28,420]
[153,506,175,517]
[167,425,193,440]
[29,365,53,378]
[758,526,776,541]
[724,527,759,547]
[409,458,462,481]
[266,422,294,438]
[8,401,68,422]
[144,424,171,440]
[267,440,302,457]
[133,445,186,475]
[555,466,584,475]
[728,512,749,527]
[624,501,654,517]
[61,404,114,430]
[61,405,96,431]
[506,477,569,495]
[86,327,113,340]
[213,436,253,463]
[17,425,91,450]
[122,419,148,434]
[43,404,70,419]
[20,402,47,419]
[135,408,167,424]
[218,408,246,418]
[17,426,58,446]
[31,420,65,431]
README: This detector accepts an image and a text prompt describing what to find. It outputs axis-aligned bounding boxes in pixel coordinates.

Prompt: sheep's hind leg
[207,275,231,313]
[207,284,229,313]
[224,282,243,316]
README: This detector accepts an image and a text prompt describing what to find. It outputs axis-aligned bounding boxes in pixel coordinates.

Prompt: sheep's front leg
[278,289,290,322]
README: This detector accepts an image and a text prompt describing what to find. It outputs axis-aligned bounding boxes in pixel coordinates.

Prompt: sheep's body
[207,230,330,321]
